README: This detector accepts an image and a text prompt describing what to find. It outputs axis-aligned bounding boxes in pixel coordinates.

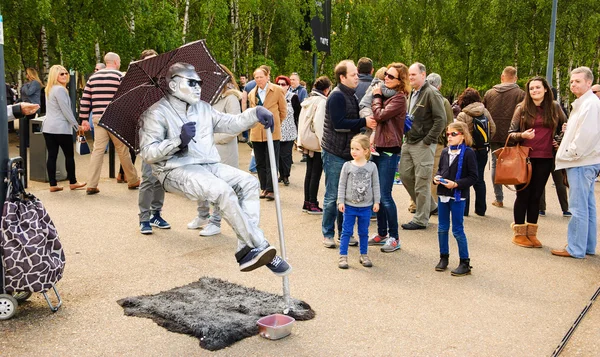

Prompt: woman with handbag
[507,76,566,248]
[42,65,86,192]
[367,62,410,253]
[297,76,331,214]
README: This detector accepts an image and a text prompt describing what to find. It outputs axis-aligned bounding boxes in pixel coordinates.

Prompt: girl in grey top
[42,65,85,192]
[337,134,380,269]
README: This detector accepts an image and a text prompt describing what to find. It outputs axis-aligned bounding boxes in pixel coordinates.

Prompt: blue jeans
[371,153,400,238]
[249,153,257,172]
[340,205,371,255]
[437,198,469,259]
[322,150,347,238]
[565,164,600,258]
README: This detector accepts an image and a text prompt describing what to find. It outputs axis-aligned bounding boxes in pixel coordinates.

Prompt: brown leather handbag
[492,135,532,191]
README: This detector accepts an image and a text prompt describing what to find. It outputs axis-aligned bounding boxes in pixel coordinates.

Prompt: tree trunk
[182,0,190,44]
[41,25,50,82]
[230,0,239,72]
[56,32,64,67]
[595,36,600,83]
[130,12,135,36]
[513,38,519,69]
[95,41,101,63]
[263,8,277,57]
[555,66,562,104]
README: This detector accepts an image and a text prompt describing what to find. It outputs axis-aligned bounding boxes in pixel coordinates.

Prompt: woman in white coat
[297,76,331,214]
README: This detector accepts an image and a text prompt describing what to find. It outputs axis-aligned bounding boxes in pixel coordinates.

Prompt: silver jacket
[139,95,259,173]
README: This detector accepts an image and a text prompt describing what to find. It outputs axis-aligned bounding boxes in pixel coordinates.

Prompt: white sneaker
[199,223,221,236]
[187,216,210,229]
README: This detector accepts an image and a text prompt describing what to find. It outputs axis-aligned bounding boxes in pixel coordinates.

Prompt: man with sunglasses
[138,62,292,276]
[399,63,446,230]
[592,84,600,99]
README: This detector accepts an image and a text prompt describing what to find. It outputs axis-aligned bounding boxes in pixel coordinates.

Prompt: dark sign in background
[311,0,331,53]
[302,0,331,53]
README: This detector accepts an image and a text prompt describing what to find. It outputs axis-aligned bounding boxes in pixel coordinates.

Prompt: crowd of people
[5,53,600,278]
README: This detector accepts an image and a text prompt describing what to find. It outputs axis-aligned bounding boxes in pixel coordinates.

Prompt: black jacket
[435,147,478,199]
[322,84,365,161]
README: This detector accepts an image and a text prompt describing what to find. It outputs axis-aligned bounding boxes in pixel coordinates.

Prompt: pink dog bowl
[257,314,295,340]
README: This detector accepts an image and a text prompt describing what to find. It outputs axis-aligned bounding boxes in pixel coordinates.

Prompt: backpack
[472,114,490,149]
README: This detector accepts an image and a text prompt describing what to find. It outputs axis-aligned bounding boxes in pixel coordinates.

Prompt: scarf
[450,143,466,201]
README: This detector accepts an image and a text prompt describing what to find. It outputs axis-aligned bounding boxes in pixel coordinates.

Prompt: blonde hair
[374,67,387,81]
[26,67,43,86]
[351,134,371,160]
[447,121,473,147]
[220,64,239,92]
[45,65,69,97]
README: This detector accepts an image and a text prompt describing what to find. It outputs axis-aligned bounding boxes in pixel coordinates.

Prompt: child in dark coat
[433,122,478,276]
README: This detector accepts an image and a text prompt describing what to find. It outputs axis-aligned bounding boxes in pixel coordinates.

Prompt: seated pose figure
[138,62,291,276]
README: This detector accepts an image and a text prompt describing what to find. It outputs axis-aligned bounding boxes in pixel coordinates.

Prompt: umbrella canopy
[98,39,230,152]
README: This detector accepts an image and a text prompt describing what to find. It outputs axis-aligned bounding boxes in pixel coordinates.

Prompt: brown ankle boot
[511,223,533,248]
[526,223,542,248]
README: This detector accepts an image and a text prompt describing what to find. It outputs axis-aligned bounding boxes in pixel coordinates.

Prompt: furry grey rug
[117,277,315,351]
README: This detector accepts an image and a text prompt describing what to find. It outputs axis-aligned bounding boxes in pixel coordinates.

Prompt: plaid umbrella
[98,39,230,152]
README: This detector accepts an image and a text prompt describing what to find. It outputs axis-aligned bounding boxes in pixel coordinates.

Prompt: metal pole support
[265,129,291,312]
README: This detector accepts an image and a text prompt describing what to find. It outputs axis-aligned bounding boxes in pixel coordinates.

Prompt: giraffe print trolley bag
[0,158,63,319]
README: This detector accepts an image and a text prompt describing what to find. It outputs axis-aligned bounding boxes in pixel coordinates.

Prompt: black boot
[451,258,472,276]
[435,254,449,271]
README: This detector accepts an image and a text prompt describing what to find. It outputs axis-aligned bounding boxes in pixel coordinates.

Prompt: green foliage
[2,0,599,101]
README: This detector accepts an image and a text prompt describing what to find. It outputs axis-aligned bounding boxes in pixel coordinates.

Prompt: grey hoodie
[359,78,398,118]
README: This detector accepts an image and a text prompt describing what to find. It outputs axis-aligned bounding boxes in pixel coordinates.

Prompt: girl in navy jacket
[433,122,478,276]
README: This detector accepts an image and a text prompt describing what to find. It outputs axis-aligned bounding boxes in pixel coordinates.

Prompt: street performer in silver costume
[139,62,291,276]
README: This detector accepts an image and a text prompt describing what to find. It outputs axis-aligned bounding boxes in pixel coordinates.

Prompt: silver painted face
[170,73,202,105]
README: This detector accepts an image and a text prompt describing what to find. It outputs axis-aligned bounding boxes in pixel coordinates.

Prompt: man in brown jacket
[482,66,525,207]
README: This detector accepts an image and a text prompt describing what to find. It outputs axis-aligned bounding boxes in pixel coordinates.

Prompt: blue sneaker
[150,213,171,229]
[563,211,572,217]
[239,246,276,272]
[140,221,152,235]
[266,256,292,276]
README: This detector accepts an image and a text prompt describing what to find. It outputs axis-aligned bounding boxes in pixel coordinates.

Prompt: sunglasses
[446,131,463,137]
[172,75,203,87]
[384,72,398,81]
[278,82,288,86]
[59,72,68,76]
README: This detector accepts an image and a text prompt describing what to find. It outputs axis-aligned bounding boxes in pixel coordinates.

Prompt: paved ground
[1,133,599,356]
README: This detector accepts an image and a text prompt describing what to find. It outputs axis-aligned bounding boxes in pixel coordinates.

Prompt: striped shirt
[78,69,123,120]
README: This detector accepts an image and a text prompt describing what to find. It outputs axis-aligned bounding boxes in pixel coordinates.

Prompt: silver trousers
[158,163,267,250]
